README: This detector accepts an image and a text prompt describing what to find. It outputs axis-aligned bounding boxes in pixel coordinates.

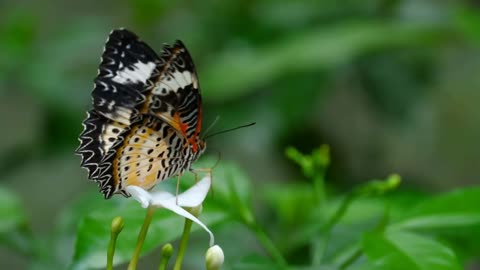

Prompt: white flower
[205,245,224,270]
[125,176,214,246]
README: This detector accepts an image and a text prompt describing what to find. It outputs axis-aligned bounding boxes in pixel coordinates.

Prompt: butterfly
[76,29,206,199]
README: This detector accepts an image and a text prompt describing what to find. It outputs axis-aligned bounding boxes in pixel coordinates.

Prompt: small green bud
[205,245,224,270]
[386,174,401,188]
[111,216,124,235]
[161,243,174,259]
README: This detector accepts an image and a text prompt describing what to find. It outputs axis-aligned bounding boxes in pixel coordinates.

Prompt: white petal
[158,199,215,246]
[125,185,152,208]
[148,175,211,207]
[126,176,214,246]
[175,175,211,207]
[149,190,176,201]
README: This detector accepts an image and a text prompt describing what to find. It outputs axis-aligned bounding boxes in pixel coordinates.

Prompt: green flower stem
[312,194,354,265]
[338,211,390,269]
[237,198,287,267]
[128,206,156,270]
[173,217,194,270]
[158,243,174,270]
[312,176,399,265]
[158,257,169,270]
[338,247,363,270]
[250,222,288,268]
[107,217,124,270]
[313,173,326,205]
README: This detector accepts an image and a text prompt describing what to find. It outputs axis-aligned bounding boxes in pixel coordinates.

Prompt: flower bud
[111,216,124,235]
[205,245,224,270]
[161,243,174,259]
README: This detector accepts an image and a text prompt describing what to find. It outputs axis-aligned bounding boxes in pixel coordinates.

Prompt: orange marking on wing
[190,105,202,153]
[173,113,189,135]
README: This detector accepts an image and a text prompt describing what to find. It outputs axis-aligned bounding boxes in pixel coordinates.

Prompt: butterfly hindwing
[95,115,189,198]
[76,110,128,179]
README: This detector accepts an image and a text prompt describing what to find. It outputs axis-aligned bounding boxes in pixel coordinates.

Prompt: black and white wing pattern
[93,29,160,125]
[76,28,207,199]
[143,40,203,150]
[77,29,159,182]
[77,110,129,179]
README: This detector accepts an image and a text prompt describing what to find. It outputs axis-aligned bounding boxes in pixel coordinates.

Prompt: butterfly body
[77,29,205,198]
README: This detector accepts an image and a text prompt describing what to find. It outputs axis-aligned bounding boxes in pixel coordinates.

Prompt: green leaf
[0,186,31,255]
[362,231,462,270]
[195,158,255,226]
[261,182,316,226]
[231,254,279,270]
[199,158,252,207]
[0,187,27,233]
[231,255,338,270]
[390,186,480,234]
[455,8,480,44]
[389,186,480,261]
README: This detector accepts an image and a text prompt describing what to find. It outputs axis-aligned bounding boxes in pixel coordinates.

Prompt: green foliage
[2,149,480,270]
[0,186,31,256]
[71,160,249,269]
[362,231,462,270]
[391,186,480,233]
[0,186,27,234]
[64,149,480,270]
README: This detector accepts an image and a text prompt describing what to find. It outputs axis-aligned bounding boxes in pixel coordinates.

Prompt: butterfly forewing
[144,41,203,145]
[93,29,159,125]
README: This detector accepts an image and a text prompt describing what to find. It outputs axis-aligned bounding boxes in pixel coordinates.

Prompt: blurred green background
[1,0,480,269]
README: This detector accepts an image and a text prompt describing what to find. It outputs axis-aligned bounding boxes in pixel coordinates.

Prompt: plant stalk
[107,232,118,270]
[173,218,194,270]
[158,256,170,270]
[250,222,288,268]
[127,206,156,270]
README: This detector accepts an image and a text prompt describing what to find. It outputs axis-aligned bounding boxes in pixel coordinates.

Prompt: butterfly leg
[191,170,199,183]
[176,172,182,205]
[191,167,214,196]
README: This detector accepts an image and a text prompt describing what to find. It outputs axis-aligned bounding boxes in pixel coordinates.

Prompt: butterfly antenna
[204,122,256,139]
[202,116,221,139]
